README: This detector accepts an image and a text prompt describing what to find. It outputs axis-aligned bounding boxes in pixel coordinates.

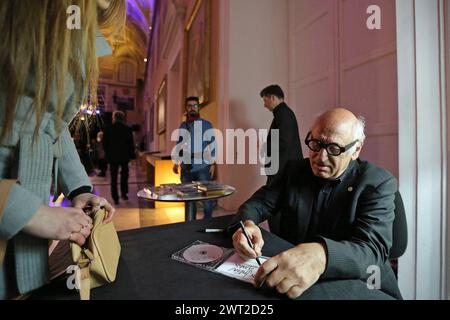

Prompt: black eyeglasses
[304,131,358,156]
[186,103,199,108]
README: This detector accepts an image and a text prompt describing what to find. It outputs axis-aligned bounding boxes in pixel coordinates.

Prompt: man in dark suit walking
[260,85,302,185]
[103,111,135,205]
[231,108,401,300]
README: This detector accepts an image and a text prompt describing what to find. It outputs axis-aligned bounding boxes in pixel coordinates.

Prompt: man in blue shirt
[173,97,216,220]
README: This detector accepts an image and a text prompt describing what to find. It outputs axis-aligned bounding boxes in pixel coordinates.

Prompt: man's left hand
[72,193,116,224]
[254,242,327,299]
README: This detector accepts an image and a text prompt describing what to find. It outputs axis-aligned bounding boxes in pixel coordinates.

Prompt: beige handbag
[0,180,16,265]
[71,207,121,300]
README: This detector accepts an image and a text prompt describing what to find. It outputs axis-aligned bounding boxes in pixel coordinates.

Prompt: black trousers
[110,161,129,201]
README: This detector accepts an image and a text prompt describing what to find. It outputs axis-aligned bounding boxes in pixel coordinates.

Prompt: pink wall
[288,0,398,178]
[218,0,289,211]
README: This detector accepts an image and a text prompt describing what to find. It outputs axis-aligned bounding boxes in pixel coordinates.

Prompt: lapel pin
[348,187,353,192]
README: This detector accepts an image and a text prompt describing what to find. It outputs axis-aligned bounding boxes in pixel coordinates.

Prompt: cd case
[171,240,269,284]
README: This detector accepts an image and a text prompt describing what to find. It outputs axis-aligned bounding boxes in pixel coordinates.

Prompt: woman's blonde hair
[98,0,126,37]
[0,0,125,142]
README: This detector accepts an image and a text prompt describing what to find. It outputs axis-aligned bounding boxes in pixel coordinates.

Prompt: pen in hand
[239,220,262,266]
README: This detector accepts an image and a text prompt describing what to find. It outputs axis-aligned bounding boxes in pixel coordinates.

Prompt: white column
[396,0,448,300]
[443,0,450,301]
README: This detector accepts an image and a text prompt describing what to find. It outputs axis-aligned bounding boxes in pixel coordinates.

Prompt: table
[137,184,236,221]
[30,216,400,300]
[139,152,179,209]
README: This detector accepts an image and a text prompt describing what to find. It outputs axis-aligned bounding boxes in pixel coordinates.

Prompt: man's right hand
[23,206,93,246]
[232,220,264,260]
[173,164,179,174]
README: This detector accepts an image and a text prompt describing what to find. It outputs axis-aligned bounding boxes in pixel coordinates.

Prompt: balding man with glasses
[230,108,401,300]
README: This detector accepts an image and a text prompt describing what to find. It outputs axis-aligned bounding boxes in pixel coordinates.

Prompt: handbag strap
[77,248,94,300]
[79,264,91,300]
[0,180,17,265]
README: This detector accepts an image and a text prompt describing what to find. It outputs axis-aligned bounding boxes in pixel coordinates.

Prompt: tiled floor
[90,160,235,232]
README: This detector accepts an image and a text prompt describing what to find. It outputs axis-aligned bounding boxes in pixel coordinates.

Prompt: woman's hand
[72,193,115,224]
[23,206,93,246]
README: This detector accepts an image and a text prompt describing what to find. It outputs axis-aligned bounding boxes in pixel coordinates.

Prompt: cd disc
[182,244,224,263]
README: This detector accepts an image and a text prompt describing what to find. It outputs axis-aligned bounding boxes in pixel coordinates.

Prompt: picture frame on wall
[157,77,167,135]
[185,0,210,106]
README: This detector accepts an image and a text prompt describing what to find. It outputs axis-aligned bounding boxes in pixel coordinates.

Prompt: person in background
[260,85,303,185]
[0,0,125,299]
[173,97,216,220]
[103,111,135,205]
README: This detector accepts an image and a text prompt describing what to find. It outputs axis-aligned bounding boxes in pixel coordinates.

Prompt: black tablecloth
[30,216,397,300]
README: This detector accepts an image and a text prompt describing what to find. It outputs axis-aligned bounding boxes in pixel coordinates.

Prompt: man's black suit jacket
[235,158,402,299]
[265,102,303,184]
[103,122,135,164]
